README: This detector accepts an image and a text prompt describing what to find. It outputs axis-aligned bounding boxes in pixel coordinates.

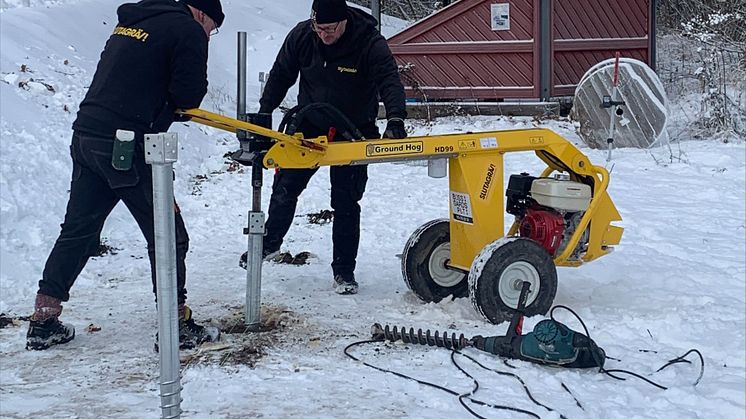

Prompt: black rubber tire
[468,238,557,324]
[401,219,468,303]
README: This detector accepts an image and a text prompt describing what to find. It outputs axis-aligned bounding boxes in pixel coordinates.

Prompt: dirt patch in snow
[182,304,299,368]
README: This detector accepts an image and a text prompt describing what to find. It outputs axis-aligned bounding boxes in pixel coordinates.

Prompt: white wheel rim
[428,243,464,287]
[498,261,540,309]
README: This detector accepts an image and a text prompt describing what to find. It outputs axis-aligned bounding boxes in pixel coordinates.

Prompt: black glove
[383,118,407,139]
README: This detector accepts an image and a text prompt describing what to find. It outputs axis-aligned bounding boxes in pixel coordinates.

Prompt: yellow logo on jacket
[337,66,358,74]
[113,26,149,42]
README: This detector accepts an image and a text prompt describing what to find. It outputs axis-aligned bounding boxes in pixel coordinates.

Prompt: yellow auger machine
[181,107,623,324]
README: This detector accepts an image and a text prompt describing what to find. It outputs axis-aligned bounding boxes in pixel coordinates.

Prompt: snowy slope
[1,1,745,418]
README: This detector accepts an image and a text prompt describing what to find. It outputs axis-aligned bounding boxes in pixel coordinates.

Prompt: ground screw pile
[371,323,470,350]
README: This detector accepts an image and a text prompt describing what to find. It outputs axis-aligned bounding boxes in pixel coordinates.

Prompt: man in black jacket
[26,0,224,351]
[248,0,407,295]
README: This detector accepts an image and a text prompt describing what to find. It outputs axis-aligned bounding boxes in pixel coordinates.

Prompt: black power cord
[549,305,705,390]
[345,309,705,418]
[452,350,570,418]
[344,340,570,419]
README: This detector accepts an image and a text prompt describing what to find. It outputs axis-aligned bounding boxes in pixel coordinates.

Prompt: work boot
[333,273,359,295]
[26,294,75,350]
[155,305,220,351]
[239,247,283,269]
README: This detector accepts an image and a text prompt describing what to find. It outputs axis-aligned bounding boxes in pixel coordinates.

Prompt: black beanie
[312,0,348,24]
[183,0,225,27]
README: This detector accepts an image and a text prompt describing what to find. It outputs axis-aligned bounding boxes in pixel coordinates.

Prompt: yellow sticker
[366,141,424,157]
[530,136,544,145]
[458,140,477,150]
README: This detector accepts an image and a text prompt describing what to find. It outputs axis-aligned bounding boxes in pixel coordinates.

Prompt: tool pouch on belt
[111,129,135,171]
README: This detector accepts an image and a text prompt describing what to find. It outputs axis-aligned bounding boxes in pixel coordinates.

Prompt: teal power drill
[470,283,605,368]
[372,282,605,369]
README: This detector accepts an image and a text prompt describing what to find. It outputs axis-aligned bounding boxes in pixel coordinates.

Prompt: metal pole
[649,0,657,71]
[145,133,182,419]
[245,159,264,329]
[237,31,264,329]
[259,72,267,97]
[539,0,551,102]
[370,0,381,32]
[237,32,247,117]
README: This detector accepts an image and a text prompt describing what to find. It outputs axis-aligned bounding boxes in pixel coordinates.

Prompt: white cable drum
[572,57,669,150]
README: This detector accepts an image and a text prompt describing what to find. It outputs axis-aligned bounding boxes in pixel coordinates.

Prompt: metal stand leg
[145,133,182,419]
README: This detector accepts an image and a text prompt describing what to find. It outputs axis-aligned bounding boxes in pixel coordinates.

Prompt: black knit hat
[183,0,225,27]
[312,0,348,24]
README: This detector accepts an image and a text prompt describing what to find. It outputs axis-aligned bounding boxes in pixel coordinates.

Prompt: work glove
[383,117,407,139]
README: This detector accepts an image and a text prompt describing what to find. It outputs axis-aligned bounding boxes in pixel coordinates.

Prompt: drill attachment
[371,281,605,369]
[371,323,470,350]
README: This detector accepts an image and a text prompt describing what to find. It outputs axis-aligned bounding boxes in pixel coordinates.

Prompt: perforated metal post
[145,133,182,419]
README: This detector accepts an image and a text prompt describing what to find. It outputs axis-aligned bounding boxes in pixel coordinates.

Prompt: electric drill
[470,282,605,369]
[371,281,605,369]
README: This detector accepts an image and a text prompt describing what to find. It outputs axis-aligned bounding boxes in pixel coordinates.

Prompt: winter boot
[178,305,220,349]
[333,273,359,295]
[154,305,220,351]
[26,294,75,350]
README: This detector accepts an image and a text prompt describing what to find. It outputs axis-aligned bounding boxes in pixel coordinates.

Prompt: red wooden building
[388,0,656,102]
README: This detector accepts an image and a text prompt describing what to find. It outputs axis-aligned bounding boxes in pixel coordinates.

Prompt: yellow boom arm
[180,108,622,267]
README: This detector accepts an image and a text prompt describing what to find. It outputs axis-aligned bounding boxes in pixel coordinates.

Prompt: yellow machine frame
[181,108,623,273]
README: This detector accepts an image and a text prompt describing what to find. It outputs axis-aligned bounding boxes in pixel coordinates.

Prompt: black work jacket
[259,7,406,138]
[73,0,208,140]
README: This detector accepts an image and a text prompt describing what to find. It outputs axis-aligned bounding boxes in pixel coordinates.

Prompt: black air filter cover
[506,173,537,216]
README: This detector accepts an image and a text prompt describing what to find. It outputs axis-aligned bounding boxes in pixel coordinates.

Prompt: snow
[1,1,745,418]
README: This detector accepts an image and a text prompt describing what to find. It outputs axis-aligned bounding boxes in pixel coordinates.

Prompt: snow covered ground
[1,1,745,418]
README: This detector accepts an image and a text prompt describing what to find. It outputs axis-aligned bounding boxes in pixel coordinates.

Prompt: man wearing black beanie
[248,0,407,295]
[26,0,224,351]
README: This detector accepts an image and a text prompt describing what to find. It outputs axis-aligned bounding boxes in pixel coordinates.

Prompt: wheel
[468,237,557,324]
[401,219,468,303]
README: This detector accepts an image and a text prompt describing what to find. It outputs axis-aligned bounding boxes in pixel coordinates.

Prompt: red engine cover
[519,209,565,255]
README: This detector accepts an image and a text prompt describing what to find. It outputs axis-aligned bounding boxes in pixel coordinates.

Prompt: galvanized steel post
[145,132,182,419]
[237,32,247,117]
[238,31,264,329]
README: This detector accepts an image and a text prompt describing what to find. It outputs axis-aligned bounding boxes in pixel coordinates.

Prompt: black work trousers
[38,131,190,304]
[264,165,368,277]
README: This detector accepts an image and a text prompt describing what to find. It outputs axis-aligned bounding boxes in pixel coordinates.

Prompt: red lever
[327,126,337,142]
[515,315,524,336]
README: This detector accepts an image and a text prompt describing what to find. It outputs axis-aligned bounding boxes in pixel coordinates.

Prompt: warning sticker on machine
[458,139,477,150]
[450,191,474,224]
[480,137,498,149]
